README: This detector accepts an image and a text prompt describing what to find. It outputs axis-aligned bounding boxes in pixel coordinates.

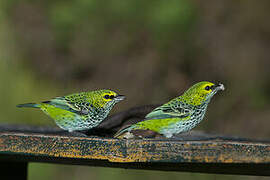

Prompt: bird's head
[93,90,125,108]
[182,81,225,106]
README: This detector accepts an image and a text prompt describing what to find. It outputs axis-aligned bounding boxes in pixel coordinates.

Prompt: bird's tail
[114,125,135,138]
[16,103,41,109]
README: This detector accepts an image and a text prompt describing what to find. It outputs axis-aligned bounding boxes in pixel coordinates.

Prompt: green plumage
[17,90,125,132]
[115,81,225,138]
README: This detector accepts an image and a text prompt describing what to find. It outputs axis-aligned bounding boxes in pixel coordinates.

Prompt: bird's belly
[55,115,103,131]
[41,105,104,131]
[161,114,205,137]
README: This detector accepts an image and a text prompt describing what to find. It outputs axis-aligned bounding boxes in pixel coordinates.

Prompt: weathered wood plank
[0,130,269,176]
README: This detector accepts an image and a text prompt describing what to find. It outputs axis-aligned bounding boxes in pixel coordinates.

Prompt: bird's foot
[67,131,88,137]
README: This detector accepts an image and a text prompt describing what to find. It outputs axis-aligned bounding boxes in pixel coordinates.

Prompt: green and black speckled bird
[115,81,224,138]
[17,90,125,132]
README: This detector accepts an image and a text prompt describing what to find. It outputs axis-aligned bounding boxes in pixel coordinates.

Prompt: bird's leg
[67,130,88,137]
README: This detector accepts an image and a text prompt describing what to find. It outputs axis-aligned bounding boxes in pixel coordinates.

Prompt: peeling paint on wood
[0,131,269,176]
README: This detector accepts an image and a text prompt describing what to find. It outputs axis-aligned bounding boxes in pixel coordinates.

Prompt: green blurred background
[0,0,270,179]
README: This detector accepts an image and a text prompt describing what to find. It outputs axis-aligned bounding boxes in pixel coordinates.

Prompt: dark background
[0,0,269,179]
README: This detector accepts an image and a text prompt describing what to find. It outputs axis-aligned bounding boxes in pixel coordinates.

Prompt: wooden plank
[0,131,269,176]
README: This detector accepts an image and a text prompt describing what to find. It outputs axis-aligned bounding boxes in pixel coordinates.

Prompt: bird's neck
[104,101,116,113]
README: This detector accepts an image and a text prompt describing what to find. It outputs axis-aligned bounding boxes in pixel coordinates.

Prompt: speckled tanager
[115,81,224,138]
[17,90,125,132]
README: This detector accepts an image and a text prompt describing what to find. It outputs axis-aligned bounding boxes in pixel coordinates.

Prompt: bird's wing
[42,97,82,114]
[145,102,191,119]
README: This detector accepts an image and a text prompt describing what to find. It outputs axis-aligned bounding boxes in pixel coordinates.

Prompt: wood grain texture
[0,129,269,176]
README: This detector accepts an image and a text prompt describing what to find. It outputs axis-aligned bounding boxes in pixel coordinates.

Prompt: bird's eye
[205,86,211,91]
[110,95,114,99]
[104,95,110,99]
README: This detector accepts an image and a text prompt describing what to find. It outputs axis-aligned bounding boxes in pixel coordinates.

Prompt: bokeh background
[0,0,270,179]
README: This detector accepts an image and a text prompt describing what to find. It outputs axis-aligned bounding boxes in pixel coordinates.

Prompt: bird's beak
[114,95,125,101]
[213,83,225,91]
